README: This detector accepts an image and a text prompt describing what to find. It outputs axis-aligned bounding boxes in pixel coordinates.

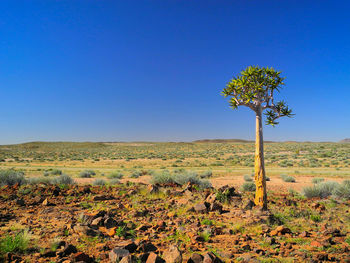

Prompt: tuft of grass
[198,230,211,242]
[281,174,296,183]
[0,230,30,256]
[312,178,324,184]
[241,182,256,192]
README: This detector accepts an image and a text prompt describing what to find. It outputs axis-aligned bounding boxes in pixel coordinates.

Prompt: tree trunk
[254,107,267,209]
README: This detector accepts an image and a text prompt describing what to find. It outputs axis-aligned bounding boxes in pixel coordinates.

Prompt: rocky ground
[1,182,350,263]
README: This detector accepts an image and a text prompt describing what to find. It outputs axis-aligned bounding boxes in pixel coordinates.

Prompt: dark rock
[16,198,25,206]
[57,244,77,257]
[73,252,93,262]
[115,240,138,253]
[93,195,115,201]
[209,202,223,213]
[104,217,118,229]
[243,200,255,210]
[139,242,158,253]
[41,249,56,258]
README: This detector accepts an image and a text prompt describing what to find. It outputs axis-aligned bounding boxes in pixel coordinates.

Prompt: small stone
[146,252,165,263]
[109,248,130,262]
[163,245,182,263]
[194,203,208,213]
[187,253,204,263]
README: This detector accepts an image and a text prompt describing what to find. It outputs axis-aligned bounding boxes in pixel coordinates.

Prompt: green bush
[79,170,96,178]
[302,181,340,198]
[129,170,142,178]
[243,174,253,182]
[199,170,213,179]
[241,182,256,192]
[53,174,75,185]
[93,179,106,186]
[107,172,124,179]
[333,180,350,199]
[151,170,211,188]
[281,174,296,183]
[0,169,26,186]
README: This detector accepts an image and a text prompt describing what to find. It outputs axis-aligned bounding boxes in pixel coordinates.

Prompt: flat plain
[1,141,350,262]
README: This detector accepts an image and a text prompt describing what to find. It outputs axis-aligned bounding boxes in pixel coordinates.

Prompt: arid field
[1,141,350,262]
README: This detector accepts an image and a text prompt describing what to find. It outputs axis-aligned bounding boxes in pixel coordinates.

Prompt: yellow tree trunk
[254,108,267,209]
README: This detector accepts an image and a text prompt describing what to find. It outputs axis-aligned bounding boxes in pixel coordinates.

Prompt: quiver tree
[221,66,293,209]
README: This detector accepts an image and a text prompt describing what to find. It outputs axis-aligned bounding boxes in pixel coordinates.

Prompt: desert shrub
[302,181,339,198]
[79,170,96,178]
[0,169,26,186]
[93,179,106,186]
[281,174,296,183]
[333,180,350,199]
[0,230,30,256]
[241,182,256,192]
[312,178,324,184]
[129,170,142,178]
[108,172,124,179]
[27,177,53,185]
[50,169,62,176]
[53,174,75,185]
[109,179,121,185]
[199,170,212,179]
[243,174,253,182]
[151,170,211,188]
[151,170,173,185]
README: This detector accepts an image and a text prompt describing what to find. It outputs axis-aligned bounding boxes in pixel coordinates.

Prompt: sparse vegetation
[281,174,296,183]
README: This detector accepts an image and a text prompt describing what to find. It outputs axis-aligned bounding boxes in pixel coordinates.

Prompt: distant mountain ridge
[339,138,350,143]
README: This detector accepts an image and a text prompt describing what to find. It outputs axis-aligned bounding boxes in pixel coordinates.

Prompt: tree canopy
[221,65,293,125]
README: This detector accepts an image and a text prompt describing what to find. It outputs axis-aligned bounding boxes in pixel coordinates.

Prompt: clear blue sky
[1,1,349,144]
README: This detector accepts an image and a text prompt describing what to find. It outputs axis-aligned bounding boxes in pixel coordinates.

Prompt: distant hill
[339,138,350,143]
[193,139,254,143]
